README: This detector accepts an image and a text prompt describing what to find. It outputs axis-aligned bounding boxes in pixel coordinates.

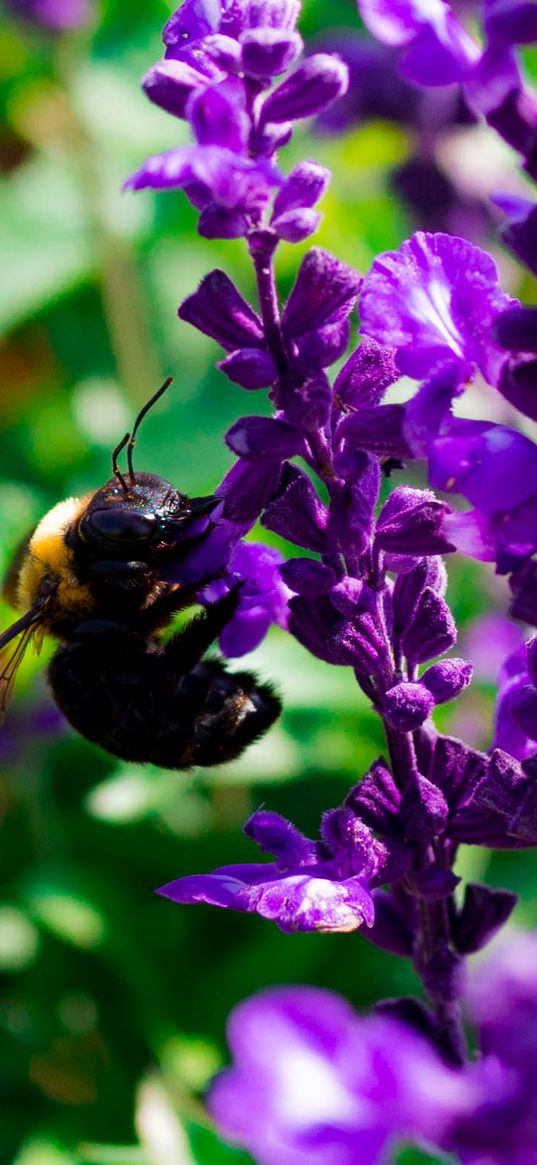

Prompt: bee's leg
[163,587,242,673]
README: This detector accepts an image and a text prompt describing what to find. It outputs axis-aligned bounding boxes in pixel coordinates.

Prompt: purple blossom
[200,541,292,656]
[447,929,537,1163]
[494,639,537,761]
[157,806,392,933]
[357,0,480,87]
[359,230,514,384]
[208,986,474,1165]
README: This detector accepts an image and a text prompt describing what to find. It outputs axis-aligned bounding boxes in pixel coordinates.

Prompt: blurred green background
[1,1,536,1162]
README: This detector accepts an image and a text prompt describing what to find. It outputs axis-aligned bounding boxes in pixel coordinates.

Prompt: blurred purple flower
[6,0,90,29]
[158,806,392,933]
[357,0,480,87]
[208,985,473,1165]
[494,638,537,761]
[447,928,537,1163]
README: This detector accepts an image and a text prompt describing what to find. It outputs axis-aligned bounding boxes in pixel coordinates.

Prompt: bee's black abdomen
[48,637,281,770]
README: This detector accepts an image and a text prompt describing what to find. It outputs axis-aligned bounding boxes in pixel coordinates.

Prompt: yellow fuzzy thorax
[17,496,93,622]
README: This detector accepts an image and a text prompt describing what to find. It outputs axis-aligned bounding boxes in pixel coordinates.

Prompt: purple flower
[208,986,473,1165]
[6,0,90,29]
[428,419,537,571]
[446,929,537,1163]
[356,0,480,87]
[157,806,391,933]
[494,639,537,761]
[200,541,292,656]
[359,231,514,384]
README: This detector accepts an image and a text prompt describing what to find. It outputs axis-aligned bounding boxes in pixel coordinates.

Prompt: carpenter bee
[0,379,280,768]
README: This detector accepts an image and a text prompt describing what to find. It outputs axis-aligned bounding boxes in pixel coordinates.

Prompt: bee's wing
[0,602,50,721]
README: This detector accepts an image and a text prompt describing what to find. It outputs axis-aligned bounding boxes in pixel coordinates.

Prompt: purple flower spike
[360,231,514,385]
[261,53,349,123]
[158,803,387,934]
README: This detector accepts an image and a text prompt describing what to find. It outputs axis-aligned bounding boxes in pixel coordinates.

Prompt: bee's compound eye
[80,509,158,543]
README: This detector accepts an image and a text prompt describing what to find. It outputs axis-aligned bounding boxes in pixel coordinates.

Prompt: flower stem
[247,232,287,372]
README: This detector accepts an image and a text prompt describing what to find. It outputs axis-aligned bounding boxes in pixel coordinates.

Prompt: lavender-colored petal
[271,208,321,242]
[375,486,455,555]
[163,0,219,52]
[188,79,249,151]
[142,59,221,118]
[499,356,537,422]
[273,160,331,216]
[495,193,537,279]
[393,556,447,635]
[364,889,414,956]
[214,540,291,655]
[453,882,518,955]
[327,454,380,558]
[261,463,329,552]
[245,872,375,933]
[360,231,514,385]
[485,0,537,47]
[333,338,399,409]
[243,808,317,864]
[335,403,411,462]
[261,53,349,123]
[345,759,401,835]
[198,204,249,238]
[157,870,258,909]
[429,421,537,513]
[225,415,306,460]
[216,458,281,523]
[402,586,457,666]
[219,347,278,388]
[283,247,362,342]
[280,558,337,597]
[204,33,243,70]
[241,28,303,78]
[289,592,384,672]
[179,268,265,351]
[494,305,537,352]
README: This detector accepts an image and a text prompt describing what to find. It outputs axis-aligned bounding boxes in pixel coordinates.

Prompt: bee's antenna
[127,376,174,484]
[112,431,130,493]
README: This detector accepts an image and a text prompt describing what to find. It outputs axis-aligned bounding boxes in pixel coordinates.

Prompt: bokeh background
[1,1,537,1162]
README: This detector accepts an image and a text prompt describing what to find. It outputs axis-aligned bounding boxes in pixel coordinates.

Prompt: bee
[0,379,280,769]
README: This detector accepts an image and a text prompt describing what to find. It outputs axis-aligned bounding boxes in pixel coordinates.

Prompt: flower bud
[261,53,349,123]
[219,347,278,389]
[383,681,435,731]
[421,658,474,704]
[241,29,303,78]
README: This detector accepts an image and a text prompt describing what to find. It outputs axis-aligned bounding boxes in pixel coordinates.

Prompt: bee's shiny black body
[1,390,281,769]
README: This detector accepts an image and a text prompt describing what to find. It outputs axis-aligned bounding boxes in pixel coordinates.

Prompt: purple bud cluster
[125,0,348,240]
[129,1,537,1161]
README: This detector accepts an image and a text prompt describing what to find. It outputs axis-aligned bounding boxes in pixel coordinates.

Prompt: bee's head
[77,472,217,558]
[75,379,217,560]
